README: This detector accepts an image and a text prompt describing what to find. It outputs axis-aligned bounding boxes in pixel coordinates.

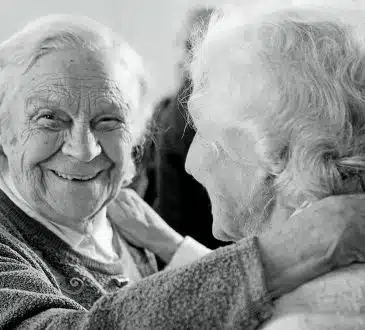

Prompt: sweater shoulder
[0,213,61,290]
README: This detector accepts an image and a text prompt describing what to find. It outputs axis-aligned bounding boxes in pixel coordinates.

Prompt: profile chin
[212,224,239,242]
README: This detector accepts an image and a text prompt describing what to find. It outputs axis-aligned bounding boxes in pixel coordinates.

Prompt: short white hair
[0,14,152,143]
[189,1,365,208]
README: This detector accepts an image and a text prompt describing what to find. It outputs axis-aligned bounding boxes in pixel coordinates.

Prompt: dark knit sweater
[0,189,273,329]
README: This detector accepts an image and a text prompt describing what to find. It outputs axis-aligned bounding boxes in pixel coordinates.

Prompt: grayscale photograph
[1,0,365,329]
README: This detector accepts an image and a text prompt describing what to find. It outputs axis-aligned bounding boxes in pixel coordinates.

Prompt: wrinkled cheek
[210,167,233,193]
[100,133,132,163]
[24,132,63,164]
[4,129,62,166]
[2,127,20,157]
[100,135,134,187]
[8,131,61,191]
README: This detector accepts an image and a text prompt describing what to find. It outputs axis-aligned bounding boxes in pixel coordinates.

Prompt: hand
[258,193,365,298]
[107,188,184,263]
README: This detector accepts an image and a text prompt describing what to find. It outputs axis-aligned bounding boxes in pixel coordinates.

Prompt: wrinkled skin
[0,49,141,232]
[185,112,277,241]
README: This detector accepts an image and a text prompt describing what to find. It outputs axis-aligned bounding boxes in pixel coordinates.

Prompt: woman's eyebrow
[96,97,131,115]
[24,95,63,109]
[96,107,126,117]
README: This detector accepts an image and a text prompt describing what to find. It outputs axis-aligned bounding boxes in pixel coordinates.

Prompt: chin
[212,226,237,242]
[60,204,101,220]
[211,198,273,241]
[34,188,109,224]
[38,199,100,223]
[211,208,243,242]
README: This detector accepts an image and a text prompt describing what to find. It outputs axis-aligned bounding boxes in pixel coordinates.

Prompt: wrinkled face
[186,95,276,242]
[0,50,141,229]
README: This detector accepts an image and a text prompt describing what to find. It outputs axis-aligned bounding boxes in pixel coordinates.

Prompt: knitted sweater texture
[0,190,272,329]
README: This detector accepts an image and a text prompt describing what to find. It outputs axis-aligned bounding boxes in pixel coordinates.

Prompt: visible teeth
[54,171,96,181]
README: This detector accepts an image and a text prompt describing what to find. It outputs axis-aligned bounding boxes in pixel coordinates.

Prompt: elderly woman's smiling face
[0,49,140,228]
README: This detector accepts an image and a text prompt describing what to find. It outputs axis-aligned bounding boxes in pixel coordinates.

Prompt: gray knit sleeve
[1,227,272,329]
[87,236,273,329]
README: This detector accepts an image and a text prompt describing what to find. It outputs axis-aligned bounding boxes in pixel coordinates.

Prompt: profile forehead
[190,84,241,131]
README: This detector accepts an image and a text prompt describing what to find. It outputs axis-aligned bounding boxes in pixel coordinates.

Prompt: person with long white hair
[187,1,365,328]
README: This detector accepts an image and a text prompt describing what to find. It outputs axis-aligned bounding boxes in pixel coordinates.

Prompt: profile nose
[62,124,101,162]
[185,135,199,177]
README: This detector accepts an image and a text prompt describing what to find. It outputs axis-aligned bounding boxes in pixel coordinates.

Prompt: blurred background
[0,0,230,104]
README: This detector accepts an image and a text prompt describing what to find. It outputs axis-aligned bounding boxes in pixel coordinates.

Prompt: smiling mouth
[51,170,102,182]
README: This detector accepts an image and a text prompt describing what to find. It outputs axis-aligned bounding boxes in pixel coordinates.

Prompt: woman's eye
[36,113,65,130]
[41,114,56,120]
[94,117,125,131]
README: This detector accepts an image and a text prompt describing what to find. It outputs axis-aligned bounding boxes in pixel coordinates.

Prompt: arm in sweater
[0,227,272,330]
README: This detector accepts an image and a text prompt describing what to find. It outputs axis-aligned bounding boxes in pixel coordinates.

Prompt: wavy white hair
[189,1,365,209]
[0,14,152,145]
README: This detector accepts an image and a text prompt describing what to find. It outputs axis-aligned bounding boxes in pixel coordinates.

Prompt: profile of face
[0,49,141,229]
[186,91,277,242]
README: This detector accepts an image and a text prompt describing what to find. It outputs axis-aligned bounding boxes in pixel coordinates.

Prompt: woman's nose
[185,135,200,177]
[62,124,101,162]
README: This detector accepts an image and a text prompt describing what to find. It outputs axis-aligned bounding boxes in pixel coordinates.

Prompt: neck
[57,206,108,235]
